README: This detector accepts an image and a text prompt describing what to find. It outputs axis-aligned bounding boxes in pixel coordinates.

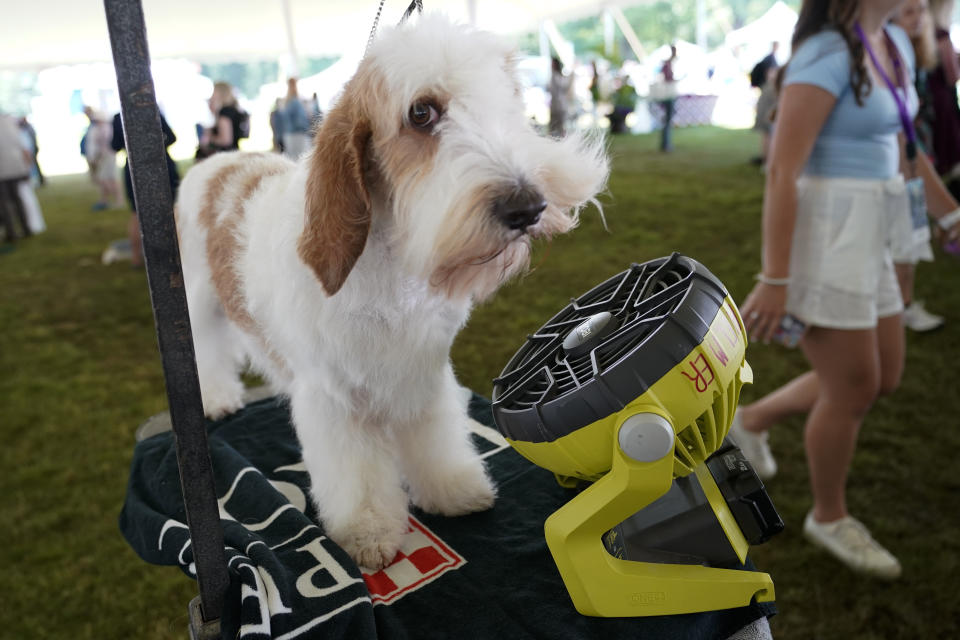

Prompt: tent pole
[696,0,707,49]
[603,10,615,58]
[542,19,574,69]
[467,0,477,25]
[102,0,229,634]
[607,6,646,61]
[539,21,550,60]
[281,0,301,77]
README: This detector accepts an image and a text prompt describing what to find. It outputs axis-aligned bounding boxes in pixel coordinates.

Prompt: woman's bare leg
[739,370,818,434]
[800,326,881,522]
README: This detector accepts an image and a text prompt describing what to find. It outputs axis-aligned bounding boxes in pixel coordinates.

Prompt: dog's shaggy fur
[176,14,608,569]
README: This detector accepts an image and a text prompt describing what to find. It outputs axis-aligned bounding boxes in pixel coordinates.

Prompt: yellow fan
[492,254,782,617]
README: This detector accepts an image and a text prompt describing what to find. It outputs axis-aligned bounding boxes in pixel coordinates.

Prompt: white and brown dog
[176,15,608,569]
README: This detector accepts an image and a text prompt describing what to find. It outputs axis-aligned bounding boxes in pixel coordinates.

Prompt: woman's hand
[741,282,788,344]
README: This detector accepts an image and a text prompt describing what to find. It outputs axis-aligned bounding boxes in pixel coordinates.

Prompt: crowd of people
[91,78,323,265]
[734,0,960,581]
[2,75,327,258]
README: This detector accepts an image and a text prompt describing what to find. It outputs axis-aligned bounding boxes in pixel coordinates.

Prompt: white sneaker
[728,408,777,480]
[803,512,902,580]
[903,301,944,333]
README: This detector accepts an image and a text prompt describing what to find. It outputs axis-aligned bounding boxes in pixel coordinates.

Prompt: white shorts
[785,175,904,330]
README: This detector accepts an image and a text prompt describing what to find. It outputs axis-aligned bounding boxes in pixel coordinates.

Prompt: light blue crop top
[783,24,918,179]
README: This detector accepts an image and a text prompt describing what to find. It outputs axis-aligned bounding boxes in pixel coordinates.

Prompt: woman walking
[733,0,960,579]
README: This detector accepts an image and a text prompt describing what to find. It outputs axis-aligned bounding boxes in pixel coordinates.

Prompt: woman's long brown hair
[778,0,871,105]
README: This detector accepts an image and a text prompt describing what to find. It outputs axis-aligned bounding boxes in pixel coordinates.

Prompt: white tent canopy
[724,1,797,64]
[4,0,657,176]
[2,0,647,70]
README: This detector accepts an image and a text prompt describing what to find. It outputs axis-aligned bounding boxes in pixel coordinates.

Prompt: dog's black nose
[494,190,547,231]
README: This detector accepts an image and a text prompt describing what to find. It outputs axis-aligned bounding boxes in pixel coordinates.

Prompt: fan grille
[494,258,691,411]
[492,254,731,444]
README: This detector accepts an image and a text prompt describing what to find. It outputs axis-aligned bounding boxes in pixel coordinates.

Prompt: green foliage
[2,130,958,639]
[551,0,802,57]
[555,14,610,57]
[201,60,278,99]
[612,81,638,110]
[0,70,39,116]
[298,56,339,78]
[199,57,337,99]
[621,1,697,49]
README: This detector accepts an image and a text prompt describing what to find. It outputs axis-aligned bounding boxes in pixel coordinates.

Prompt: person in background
[82,106,122,210]
[588,60,602,127]
[269,98,285,154]
[753,66,780,168]
[308,92,323,125]
[896,0,939,153]
[659,45,678,152]
[112,112,180,267]
[196,81,245,159]
[751,43,780,166]
[893,0,947,332]
[280,77,312,160]
[733,0,960,580]
[608,72,638,134]
[751,42,781,90]
[14,117,45,234]
[928,0,960,177]
[549,56,572,137]
[17,116,43,186]
[0,112,33,244]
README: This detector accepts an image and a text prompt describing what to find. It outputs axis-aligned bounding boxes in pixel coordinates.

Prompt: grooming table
[121,394,775,639]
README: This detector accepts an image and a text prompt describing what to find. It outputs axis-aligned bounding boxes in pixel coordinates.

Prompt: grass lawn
[2,127,958,639]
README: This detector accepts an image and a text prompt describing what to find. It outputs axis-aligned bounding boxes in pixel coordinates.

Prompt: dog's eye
[409,102,439,128]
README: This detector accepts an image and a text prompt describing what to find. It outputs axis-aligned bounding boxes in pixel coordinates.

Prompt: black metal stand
[103,0,229,633]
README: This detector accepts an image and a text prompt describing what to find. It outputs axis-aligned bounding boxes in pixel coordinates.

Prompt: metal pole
[466,0,477,26]
[696,0,707,50]
[603,10,615,58]
[102,0,229,628]
[608,6,646,61]
[280,0,301,77]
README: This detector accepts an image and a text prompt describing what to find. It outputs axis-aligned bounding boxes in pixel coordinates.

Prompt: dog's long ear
[298,93,372,296]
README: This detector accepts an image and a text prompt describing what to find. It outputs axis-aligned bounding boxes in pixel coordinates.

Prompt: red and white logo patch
[361,516,465,605]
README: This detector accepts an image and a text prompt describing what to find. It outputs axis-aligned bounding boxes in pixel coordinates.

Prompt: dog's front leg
[396,368,497,517]
[291,390,410,570]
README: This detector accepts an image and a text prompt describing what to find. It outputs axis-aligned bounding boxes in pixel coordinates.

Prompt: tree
[0,71,39,116]
[523,0,800,60]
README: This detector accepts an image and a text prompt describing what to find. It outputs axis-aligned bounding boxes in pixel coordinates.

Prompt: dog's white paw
[200,382,245,420]
[327,507,409,571]
[411,462,496,517]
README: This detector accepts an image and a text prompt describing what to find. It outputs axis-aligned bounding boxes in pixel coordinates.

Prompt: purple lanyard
[854,22,917,162]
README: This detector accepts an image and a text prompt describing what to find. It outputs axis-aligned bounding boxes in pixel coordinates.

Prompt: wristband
[755,273,791,286]
[937,208,960,231]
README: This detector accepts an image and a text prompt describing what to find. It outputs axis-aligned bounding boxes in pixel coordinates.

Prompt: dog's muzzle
[493,188,547,231]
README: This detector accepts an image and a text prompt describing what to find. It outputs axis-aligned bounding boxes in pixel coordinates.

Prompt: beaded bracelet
[755,273,791,286]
